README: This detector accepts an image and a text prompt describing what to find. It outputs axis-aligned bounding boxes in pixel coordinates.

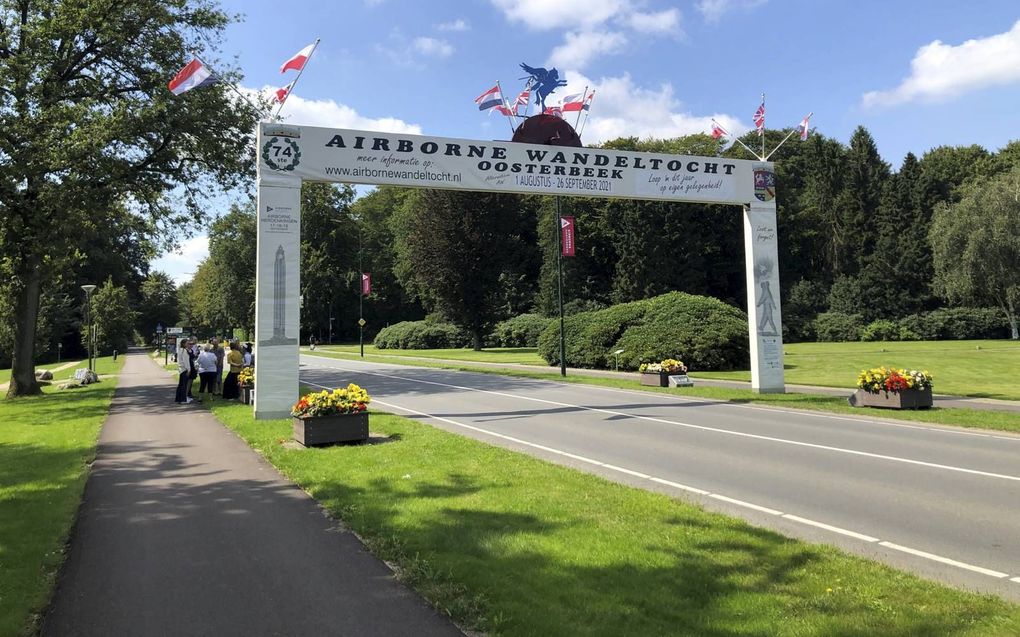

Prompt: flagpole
[764,113,811,161]
[760,92,765,159]
[573,85,588,129]
[577,92,595,137]
[496,80,517,134]
[712,119,760,160]
[274,37,320,120]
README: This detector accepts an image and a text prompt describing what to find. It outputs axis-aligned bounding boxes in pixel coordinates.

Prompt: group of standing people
[174,337,254,405]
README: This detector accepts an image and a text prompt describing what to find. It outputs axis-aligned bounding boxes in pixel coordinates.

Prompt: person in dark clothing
[222,340,243,400]
[187,340,199,401]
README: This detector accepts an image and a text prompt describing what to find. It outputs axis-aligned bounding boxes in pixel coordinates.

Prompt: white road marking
[781,514,880,542]
[302,378,1018,585]
[302,361,1020,483]
[878,542,1011,579]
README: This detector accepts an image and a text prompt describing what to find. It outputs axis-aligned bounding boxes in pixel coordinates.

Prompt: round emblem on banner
[261,136,302,171]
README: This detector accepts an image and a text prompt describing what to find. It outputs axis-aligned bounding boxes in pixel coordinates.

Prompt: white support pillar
[254,169,302,419]
[743,201,785,393]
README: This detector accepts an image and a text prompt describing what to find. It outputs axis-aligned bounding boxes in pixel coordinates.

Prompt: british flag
[753,101,765,135]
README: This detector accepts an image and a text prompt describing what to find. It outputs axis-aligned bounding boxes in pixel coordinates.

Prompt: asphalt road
[301,353,1020,601]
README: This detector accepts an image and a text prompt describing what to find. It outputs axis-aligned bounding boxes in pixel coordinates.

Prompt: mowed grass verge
[207,396,1020,636]
[0,356,124,636]
[304,350,1020,434]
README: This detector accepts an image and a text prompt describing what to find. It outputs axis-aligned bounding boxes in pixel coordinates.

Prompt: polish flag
[167,58,217,95]
[275,81,295,103]
[711,123,725,140]
[560,92,585,112]
[280,42,316,73]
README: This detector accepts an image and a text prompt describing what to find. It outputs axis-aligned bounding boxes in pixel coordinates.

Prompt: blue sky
[154,0,1020,283]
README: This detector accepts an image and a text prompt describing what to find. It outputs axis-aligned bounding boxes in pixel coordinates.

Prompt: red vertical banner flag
[560,216,575,257]
[361,272,371,296]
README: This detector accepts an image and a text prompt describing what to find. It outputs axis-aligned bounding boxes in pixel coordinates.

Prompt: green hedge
[899,308,1009,340]
[373,320,471,349]
[490,314,553,348]
[538,292,749,371]
[813,312,864,342]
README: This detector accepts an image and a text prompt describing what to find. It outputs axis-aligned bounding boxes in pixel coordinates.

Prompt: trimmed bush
[813,312,864,342]
[373,320,471,349]
[861,319,908,342]
[899,308,1009,340]
[491,314,553,348]
[538,292,749,371]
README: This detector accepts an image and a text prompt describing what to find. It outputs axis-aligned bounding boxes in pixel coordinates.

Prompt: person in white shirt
[175,339,192,404]
[197,344,218,395]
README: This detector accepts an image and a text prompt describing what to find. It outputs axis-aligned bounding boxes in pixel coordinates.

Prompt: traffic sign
[167,326,183,334]
[358,318,366,327]
[156,322,164,333]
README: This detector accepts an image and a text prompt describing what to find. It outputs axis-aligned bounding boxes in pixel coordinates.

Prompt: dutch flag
[474,85,505,112]
[167,58,217,96]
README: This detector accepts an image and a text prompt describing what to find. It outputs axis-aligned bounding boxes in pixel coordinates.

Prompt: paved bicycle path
[43,351,462,636]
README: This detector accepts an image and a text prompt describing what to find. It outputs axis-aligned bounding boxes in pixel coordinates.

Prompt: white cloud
[413,36,454,58]
[152,235,209,286]
[252,87,422,134]
[863,20,1020,108]
[436,18,470,32]
[548,31,628,70]
[626,8,682,35]
[491,0,629,31]
[549,71,747,144]
[696,0,766,23]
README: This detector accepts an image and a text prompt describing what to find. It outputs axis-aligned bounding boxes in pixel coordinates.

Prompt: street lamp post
[81,284,97,372]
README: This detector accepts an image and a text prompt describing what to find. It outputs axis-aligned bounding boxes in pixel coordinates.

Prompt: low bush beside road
[538,292,749,371]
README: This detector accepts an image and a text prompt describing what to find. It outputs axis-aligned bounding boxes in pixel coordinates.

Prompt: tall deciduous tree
[1,0,262,397]
[135,271,179,340]
[393,189,538,349]
[85,278,137,354]
[930,166,1020,339]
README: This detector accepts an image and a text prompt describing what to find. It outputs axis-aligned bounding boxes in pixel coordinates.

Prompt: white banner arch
[254,122,784,418]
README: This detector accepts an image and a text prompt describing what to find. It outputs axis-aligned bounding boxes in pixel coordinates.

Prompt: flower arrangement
[856,367,933,394]
[639,358,688,374]
[291,384,371,418]
[238,367,255,387]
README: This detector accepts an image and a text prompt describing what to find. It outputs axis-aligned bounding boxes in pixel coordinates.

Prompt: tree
[393,189,538,349]
[206,202,257,337]
[85,279,137,354]
[930,166,1020,339]
[135,272,179,340]
[1,0,263,397]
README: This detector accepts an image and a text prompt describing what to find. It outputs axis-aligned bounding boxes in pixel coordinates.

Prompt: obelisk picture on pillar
[264,244,297,346]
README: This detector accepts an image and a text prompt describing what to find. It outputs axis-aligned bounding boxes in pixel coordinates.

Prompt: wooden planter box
[241,386,254,405]
[640,371,672,387]
[293,412,369,446]
[849,387,933,410]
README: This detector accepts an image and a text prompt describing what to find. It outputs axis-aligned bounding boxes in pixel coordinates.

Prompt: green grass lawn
[313,339,1020,400]
[0,359,87,387]
[305,349,1020,434]
[206,396,1020,635]
[0,355,124,636]
[699,340,1020,400]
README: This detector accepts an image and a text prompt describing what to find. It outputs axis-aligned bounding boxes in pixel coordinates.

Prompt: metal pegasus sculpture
[519,63,567,112]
